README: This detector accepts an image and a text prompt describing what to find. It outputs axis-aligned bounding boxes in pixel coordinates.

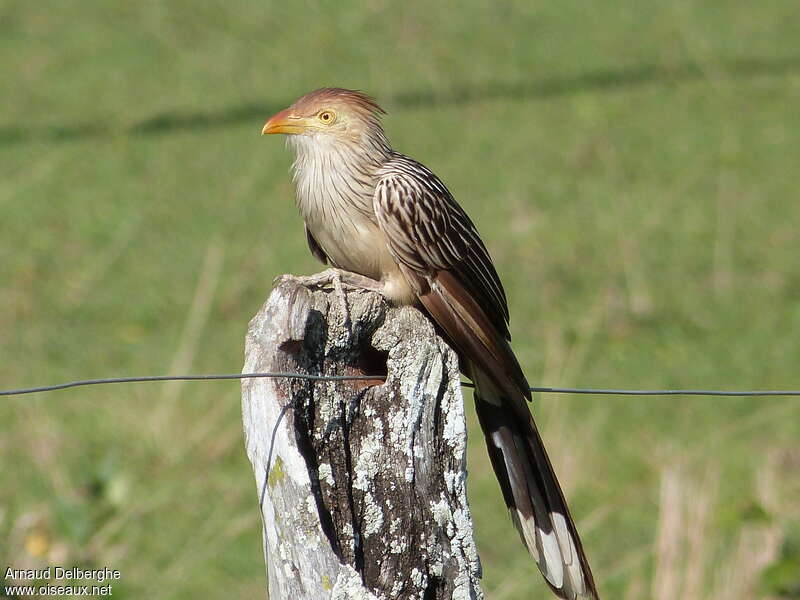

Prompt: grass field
[2,1,799,598]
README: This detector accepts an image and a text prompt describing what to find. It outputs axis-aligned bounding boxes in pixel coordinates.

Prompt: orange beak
[262,108,307,135]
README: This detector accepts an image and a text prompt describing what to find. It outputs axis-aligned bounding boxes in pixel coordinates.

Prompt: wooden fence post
[241,276,483,600]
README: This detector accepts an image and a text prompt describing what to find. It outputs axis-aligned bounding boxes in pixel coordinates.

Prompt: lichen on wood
[241,276,483,600]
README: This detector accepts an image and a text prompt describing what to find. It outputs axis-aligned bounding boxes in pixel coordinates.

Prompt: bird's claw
[276,269,380,292]
[274,269,386,329]
[275,269,351,325]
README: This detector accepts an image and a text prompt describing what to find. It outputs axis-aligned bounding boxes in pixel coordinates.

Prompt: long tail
[473,374,599,600]
[412,271,598,597]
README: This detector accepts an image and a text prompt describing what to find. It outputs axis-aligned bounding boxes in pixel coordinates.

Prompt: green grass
[2,1,799,598]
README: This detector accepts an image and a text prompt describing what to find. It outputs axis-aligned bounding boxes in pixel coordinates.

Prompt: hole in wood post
[353,342,389,388]
[278,339,304,355]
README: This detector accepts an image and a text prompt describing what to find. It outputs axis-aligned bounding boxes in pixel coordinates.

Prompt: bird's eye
[318,111,335,124]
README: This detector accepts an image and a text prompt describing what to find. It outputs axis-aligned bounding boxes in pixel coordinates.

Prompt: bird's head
[262,88,387,144]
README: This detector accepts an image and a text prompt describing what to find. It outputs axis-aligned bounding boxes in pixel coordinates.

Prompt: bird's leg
[333,270,385,293]
[276,269,384,325]
[276,268,383,293]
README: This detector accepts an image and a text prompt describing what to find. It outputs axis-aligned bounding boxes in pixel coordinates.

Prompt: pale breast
[304,203,416,305]
[307,209,390,279]
[291,138,416,304]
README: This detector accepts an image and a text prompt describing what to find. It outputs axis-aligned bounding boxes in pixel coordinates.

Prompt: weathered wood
[241,276,483,600]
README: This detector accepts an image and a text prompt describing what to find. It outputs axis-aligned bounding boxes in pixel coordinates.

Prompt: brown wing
[373,154,530,403]
[374,155,599,599]
[305,225,329,265]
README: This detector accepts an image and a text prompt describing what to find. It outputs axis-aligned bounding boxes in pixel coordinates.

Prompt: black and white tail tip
[512,508,594,599]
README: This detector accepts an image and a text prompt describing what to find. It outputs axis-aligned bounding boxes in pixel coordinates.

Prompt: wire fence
[2,372,800,398]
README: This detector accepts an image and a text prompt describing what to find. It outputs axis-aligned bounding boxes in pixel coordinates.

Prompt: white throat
[287,133,388,223]
[281,130,416,304]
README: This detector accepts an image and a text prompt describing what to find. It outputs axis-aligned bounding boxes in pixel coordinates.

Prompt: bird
[261,87,599,599]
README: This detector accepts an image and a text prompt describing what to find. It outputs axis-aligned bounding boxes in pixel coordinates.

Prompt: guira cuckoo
[262,88,598,599]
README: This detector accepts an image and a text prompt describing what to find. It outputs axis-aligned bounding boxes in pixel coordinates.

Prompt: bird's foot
[276,269,384,326]
[275,269,383,293]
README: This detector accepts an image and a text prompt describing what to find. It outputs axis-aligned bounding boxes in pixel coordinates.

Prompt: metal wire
[1,372,799,397]
[0,373,380,396]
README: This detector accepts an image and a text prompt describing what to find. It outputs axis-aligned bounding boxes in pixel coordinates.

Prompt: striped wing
[373,153,529,401]
[374,154,598,599]
[374,155,508,329]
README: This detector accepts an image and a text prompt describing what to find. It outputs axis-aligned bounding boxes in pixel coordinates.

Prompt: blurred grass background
[1,1,799,598]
